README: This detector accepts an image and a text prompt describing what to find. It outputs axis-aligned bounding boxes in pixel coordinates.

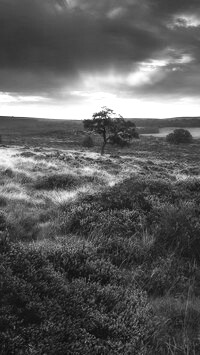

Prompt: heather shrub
[151,296,200,354]
[0,210,7,232]
[60,202,95,233]
[95,233,149,267]
[166,129,193,144]
[61,176,176,240]
[60,205,149,266]
[176,178,200,193]
[0,196,7,207]
[82,135,94,148]
[7,210,40,241]
[20,151,36,158]
[44,239,123,285]
[80,184,150,214]
[60,201,141,237]
[94,176,173,211]
[0,241,153,354]
[134,255,195,297]
[34,173,82,190]
[151,202,200,261]
[2,168,15,178]
[81,208,142,237]
[34,173,102,190]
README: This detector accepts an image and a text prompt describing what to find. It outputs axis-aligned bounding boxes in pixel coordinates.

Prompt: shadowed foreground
[1,135,200,354]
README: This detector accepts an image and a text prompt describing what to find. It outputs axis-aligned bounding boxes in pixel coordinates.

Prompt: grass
[1,127,200,354]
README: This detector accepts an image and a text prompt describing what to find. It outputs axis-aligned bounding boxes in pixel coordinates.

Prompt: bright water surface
[143,127,200,138]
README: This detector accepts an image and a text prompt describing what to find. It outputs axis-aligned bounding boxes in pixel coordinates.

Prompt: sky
[0,0,200,119]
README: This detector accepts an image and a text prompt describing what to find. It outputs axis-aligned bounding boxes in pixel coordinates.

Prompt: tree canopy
[83,107,139,154]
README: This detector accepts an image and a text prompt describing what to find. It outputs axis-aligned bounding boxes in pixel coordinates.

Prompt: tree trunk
[101,129,107,155]
[101,141,106,155]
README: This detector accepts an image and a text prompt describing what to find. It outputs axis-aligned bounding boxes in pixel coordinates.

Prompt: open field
[1,120,200,354]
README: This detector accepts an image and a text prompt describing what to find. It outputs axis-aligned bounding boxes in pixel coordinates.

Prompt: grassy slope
[1,123,200,354]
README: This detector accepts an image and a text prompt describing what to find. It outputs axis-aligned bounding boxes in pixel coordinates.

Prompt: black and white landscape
[1,1,200,354]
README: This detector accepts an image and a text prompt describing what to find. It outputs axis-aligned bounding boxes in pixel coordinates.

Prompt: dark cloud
[0,0,200,99]
[149,0,200,16]
[0,0,162,71]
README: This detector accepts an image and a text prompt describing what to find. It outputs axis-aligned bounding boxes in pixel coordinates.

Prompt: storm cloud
[0,0,200,115]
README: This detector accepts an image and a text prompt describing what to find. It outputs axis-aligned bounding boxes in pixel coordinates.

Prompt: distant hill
[129,117,200,128]
[0,116,200,137]
[0,116,82,136]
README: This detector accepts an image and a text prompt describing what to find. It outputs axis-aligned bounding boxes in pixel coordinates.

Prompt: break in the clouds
[0,0,200,118]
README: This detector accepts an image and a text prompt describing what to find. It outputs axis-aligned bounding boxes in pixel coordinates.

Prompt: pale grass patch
[0,147,138,190]
[37,185,96,206]
[15,157,59,173]
[37,221,57,240]
[0,148,19,170]
[80,151,103,160]
[175,174,200,181]
[0,190,30,202]
[140,228,155,249]
[76,166,119,186]
[175,173,194,181]
[0,181,24,193]
[0,181,43,205]
[0,147,58,177]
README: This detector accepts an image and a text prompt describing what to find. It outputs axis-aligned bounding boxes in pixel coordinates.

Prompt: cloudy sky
[0,0,200,119]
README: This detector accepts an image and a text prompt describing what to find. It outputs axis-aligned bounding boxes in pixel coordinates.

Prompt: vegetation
[0,126,200,354]
[166,128,193,144]
[133,117,200,129]
[82,135,94,148]
[83,107,139,155]
[137,127,159,134]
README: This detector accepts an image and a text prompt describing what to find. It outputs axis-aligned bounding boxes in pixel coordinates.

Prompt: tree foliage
[83,107,139,154]
[166,128,193,144]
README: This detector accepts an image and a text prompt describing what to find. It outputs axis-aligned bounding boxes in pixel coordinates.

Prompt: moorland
[1,116,200,354]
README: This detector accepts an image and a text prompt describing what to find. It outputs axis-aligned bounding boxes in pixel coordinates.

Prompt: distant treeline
[130,117,200,128]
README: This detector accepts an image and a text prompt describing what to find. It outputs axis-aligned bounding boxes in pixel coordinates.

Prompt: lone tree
[83,107,139,155]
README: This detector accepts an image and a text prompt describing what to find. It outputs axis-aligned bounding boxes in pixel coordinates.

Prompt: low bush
[166,129,193,144]
[134,255,195,297]
[34,173,81,190]
[34,173,100,190]
[151,202,200,261]
[151,296,200,354]
[82,135,94,148]
[7,209,40,242]
[42,238,123,285]
[60,204,149,266]
[96,176,173,210]
[176,178,200,193]
[2,168,15,178]
[0,241,154,354]
[0,196,7,207]
[20,151,36,158]
[0,210,7,232]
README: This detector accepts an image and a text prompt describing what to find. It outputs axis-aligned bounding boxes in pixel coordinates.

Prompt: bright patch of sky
[0,93,47,104]
[169,14,200,28]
